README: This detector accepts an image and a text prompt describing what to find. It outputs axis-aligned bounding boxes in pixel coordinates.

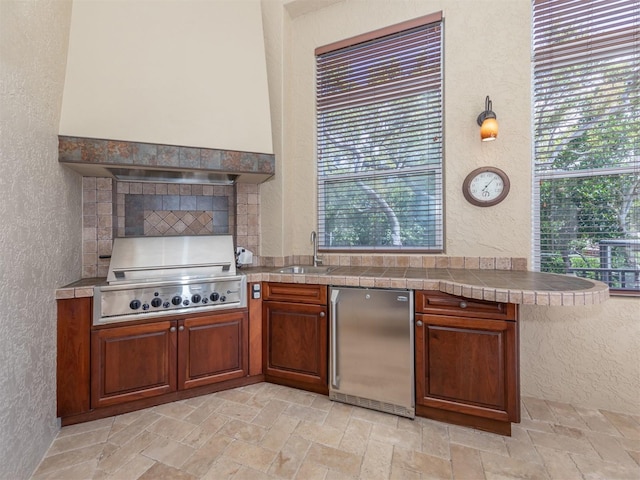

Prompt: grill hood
[106,235,237,284]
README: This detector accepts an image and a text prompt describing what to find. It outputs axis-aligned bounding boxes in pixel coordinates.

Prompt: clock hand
[482,178,495,191]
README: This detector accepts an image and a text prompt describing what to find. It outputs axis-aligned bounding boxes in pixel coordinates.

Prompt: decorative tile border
[144,210,214,236]
[59,136,275,176]
[123,193,228,236]
[259,255,528,270]
[116,182,234,237]
[240,261,609,306]
[59,269,608,306]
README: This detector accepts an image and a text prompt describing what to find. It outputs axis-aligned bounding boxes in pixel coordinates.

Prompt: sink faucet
[310,230,322,266]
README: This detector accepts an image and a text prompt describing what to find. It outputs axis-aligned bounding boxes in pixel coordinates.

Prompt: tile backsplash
[143,210,215,236]
[117,182,233,237]
[82,177,259,278]
[81,177,523,278]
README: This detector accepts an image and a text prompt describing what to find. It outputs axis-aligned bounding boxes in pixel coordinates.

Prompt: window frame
[531,0,640,296]
[315,13,444,253]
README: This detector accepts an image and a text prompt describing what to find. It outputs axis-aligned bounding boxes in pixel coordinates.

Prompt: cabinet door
[178,311,248,389]
[91,321,177,408]
[415,313,519,424]
[263,301,328,393]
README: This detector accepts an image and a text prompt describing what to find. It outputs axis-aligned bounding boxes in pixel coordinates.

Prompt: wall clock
[462,167,510,207]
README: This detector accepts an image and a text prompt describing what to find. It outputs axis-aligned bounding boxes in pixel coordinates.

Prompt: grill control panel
[94,276,247,325]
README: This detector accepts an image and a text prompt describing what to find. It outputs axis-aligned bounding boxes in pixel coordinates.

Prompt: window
[532,0,639,294]
[315,14,443,252]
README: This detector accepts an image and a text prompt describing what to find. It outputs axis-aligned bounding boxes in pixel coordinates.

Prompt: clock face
[462,167,510,207]
[469,171,505,201]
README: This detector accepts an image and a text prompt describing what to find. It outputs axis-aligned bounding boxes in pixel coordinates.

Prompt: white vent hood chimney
[59,0,273,173]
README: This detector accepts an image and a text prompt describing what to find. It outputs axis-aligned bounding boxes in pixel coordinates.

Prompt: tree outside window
[533,0,639,293]
[316,16,443,252]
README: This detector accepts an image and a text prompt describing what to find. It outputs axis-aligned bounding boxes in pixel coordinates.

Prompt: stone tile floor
[32,383,640,479]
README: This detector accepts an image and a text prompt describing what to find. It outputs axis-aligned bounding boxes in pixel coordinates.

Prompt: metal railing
[567,267,640,291]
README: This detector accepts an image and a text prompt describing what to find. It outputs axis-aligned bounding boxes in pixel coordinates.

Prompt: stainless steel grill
[93,235,246,325]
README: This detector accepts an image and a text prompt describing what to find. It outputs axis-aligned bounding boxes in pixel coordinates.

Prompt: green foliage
[319,90,442,249]
[324,174,438,248]
[537,62,640,285]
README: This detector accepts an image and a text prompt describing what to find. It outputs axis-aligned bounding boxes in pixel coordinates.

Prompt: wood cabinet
[178,312,248,389]
[263,283,328,394]
[91,320,177,408]
[414,291,519,435]
[91,310,247,409]
[57,297,91,417]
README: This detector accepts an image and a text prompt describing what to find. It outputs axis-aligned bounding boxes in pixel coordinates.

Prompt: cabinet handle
[169,326,176,333]
[178,325,184,331]
[459,301,468,309]
[416,320,423,327]
[319,311,325,317]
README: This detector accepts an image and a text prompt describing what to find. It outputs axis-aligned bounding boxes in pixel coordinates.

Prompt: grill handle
[113,262,232,279]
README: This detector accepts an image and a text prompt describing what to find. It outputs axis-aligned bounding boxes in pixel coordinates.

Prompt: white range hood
[59,0,273,157]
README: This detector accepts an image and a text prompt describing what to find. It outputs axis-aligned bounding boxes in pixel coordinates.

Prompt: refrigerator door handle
[330,288,340,389]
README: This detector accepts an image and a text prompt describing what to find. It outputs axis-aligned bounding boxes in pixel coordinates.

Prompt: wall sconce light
[477,95,498,141]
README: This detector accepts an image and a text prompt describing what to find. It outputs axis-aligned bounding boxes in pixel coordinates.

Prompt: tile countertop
[56,267,609,306]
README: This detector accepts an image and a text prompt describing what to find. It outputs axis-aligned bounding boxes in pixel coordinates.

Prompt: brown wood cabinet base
[416,404,512,436]
[58,296,258,426]
[264,374,329,396]
[61,374,264,427]
[415,291,520,436]
[263,283,328,395]
[57,297,91,417]
[59,286,522,437]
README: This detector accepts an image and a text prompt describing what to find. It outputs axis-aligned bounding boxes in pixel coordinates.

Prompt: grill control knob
[202,297,208,304]
[210,292,220,302]
[151,298,162,308]
[220,295,226,303]
[163,302,170,308]
[171,296,182,306]
[130,300,141,310]
[183,300,190,306]
[191,294,202,303]
[142,303,150,311]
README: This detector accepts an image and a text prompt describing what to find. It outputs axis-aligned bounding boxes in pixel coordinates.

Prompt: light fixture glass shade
[480,117,498,141]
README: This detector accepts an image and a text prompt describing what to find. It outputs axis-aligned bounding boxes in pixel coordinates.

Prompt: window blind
[532,0,639,293]
[315,16,443,252]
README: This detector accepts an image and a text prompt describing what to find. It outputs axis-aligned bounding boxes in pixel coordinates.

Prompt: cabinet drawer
[263,282,327,305]
[415,291,516,321]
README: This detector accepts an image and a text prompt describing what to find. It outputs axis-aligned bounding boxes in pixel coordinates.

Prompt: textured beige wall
[260,0,287,257]
[521,300,640,413]
[59,0,273,155]
[262,0,533,258]
[0,1,80,478]
[261,0,639,415]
